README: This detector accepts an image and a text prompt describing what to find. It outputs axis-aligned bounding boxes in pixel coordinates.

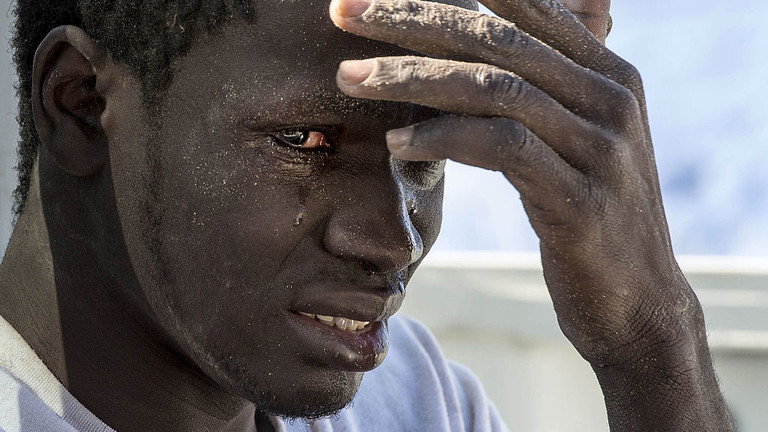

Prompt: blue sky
[1,0,767,257]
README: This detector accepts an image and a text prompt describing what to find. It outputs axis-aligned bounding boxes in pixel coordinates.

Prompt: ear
[32,25,110,177]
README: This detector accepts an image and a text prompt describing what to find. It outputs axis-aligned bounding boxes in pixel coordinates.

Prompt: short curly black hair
[11,0,255,218]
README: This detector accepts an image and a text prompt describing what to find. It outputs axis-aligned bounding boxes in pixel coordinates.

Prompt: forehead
[160,1,433,147]
[208,0,476,77]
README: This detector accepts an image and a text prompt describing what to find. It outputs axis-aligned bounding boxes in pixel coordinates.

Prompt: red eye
[274,129,331,150]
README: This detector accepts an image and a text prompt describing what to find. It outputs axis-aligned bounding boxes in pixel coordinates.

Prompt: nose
[322,182,424,274]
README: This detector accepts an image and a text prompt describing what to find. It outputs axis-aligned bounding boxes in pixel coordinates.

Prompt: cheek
[146,153,314,371]
[139,130,302,320]
[159,150,306,279]
[103,84,170,302]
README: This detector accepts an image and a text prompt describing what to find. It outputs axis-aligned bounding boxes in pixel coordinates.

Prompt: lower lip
[287,312,389,373]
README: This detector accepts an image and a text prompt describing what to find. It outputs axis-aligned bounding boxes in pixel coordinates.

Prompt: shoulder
[0,316,114,432]
[387,313,445,358]
[0,367,79,432]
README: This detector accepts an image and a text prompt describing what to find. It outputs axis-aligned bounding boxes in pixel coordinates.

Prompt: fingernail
[338,60,374,86]
[387,127,414,151]
[333,0,373,18]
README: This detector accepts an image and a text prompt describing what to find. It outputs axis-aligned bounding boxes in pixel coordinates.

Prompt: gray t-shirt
[0,314,508,432]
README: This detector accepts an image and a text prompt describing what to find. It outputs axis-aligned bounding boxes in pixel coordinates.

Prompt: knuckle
[605,83,642,125]
[599,52,643,85]
[495,120,538,173]
[381,56,438,91]
[611,84,638,109]
[393,57,422,84]
[592,128,624,160]
[477,67,525,110]
[568,128,625,179]
[617,60,643,88]
[603,58,645,101]
[474,15,528,58]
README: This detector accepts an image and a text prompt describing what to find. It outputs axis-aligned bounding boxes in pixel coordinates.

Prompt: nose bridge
[322,175,423,274]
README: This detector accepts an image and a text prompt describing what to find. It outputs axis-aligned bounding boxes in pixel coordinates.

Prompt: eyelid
[240,119,341,136]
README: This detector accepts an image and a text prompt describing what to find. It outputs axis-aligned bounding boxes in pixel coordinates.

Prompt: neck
[0,164,257,432]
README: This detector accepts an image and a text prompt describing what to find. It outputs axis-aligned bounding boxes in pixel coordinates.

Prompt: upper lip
[290,282,405,323]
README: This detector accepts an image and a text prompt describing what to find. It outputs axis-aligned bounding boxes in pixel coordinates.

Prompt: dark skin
[0,0,732,431]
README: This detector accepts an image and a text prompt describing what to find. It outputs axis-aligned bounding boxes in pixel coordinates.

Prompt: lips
[288,310,389,373]
[287,286,403,372]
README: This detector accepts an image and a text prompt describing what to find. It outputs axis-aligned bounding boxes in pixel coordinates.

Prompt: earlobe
[32,25,109,177]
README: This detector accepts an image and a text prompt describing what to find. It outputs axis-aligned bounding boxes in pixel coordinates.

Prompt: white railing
[402,252,768,432]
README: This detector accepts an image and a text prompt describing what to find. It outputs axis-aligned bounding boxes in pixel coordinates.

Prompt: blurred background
[1,0,767,431]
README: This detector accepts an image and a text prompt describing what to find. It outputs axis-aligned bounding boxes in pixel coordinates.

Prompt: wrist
[587,287,733,431]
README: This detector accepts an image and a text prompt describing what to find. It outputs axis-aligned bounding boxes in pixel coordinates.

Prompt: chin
[211,351,365,420]
[242,370,363,420]
[249,382,359,421]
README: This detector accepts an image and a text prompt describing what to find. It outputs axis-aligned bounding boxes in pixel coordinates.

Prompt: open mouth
[297,312,371,332]
[289,308,388,372]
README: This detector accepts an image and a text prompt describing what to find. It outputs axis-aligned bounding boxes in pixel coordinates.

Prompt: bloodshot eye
[273,129,332,150]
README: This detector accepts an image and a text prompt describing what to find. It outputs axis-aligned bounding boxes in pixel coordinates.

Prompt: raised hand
[330,0,733,429]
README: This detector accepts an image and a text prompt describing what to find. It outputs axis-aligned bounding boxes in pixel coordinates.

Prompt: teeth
[298,312,370,332]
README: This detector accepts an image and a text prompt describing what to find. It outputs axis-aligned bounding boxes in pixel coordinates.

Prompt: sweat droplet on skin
[293,206,305,227]
[406,198,417,215]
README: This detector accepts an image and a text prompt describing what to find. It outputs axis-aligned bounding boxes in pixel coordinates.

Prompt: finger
[387,115,584,215]
[330,0,622,121]
[338,56,604,168]
[480,0,643,95]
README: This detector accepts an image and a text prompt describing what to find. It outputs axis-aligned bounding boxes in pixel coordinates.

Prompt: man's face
[108,0,455,418]
[103,0,607,418]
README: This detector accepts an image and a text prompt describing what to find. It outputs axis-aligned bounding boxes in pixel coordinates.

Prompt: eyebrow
[232,78,413,129]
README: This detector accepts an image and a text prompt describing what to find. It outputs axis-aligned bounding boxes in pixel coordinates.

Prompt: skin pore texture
[0,0,732,431]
